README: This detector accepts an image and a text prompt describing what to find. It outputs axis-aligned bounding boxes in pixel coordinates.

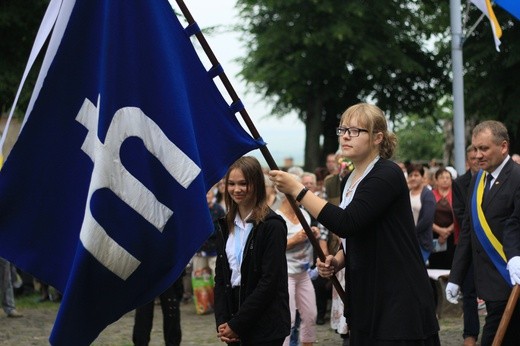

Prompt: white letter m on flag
[75,97,201,280]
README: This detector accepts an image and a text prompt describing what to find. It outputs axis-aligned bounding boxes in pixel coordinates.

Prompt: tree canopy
[236,0,520,168]
[0,0,49,114]
[236,0,451,169]
[462,6,520,153]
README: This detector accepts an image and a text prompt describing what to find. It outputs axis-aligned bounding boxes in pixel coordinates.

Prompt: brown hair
[224,156,270,231]
[434,167,451,180]
[340,103,397,159]
[407,163,425,176]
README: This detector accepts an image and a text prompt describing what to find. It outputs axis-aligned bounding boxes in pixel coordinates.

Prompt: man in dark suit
[451,145,480,346]
[447,120,520,346]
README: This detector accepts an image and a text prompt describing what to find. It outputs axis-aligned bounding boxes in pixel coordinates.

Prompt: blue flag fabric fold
[0,0,263,344]
[495,0,520,20]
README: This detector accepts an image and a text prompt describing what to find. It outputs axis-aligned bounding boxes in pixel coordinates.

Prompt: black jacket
[452,169,473,225]
[214,209,290,344]
[319,159,439,339]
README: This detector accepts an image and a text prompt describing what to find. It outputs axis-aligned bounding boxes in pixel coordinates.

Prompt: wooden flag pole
[492,284,520,346]
[175,0,347,306]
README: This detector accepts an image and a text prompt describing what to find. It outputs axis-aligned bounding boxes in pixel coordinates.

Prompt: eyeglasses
[336,126,369,137]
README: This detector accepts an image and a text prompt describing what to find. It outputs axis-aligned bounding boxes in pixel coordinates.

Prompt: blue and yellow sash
[471,170,511,286]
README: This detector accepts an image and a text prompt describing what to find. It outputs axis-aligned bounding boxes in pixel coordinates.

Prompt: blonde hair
[340,103,397,159]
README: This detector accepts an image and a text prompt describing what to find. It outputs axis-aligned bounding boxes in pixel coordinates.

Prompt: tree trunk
[322,113,341,164]
[304,98,323,171]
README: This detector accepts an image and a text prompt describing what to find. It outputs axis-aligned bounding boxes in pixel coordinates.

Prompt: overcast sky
[171,0,306,167]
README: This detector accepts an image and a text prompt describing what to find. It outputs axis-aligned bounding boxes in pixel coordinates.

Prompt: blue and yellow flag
[470,0,503,51]
[0,0,263,344]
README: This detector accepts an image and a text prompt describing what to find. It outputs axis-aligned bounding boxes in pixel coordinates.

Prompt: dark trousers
[228,338,284,346]
[228,286,284,346]
[312,276,330,320]
[481,298,520,346]
[349,329,440,346]
[133,280,183,346]
[461,262,479,339]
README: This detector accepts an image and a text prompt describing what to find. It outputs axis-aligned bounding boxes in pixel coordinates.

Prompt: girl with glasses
[269,103,440,346]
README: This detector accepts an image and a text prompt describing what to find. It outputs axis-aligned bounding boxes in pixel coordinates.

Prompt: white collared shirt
[487,155,510,189]
[226,212,253,287]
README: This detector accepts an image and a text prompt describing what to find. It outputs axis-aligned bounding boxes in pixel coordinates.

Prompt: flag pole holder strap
[208,64,224,79]
[229,100,245,114]
[184,22,201,37]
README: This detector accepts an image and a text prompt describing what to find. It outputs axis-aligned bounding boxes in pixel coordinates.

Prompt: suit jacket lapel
[482,159,513,209]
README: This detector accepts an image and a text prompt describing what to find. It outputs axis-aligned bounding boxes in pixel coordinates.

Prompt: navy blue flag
[0,0,263,344]
[496,0,520,20]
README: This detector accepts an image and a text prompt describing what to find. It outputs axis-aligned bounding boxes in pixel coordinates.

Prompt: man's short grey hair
[301,172,317,183]
[287,166,304,177]
[472,120,509,145]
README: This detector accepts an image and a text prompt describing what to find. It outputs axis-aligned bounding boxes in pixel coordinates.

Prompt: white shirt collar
[234,210,253,229]
[488,155,510,181]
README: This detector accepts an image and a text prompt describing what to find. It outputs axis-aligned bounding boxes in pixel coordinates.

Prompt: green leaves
[0,0,49,114]
[236,1,450,149]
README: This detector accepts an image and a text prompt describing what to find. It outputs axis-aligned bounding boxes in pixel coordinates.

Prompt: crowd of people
[4,103,520,346]
[207,105,520,346]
